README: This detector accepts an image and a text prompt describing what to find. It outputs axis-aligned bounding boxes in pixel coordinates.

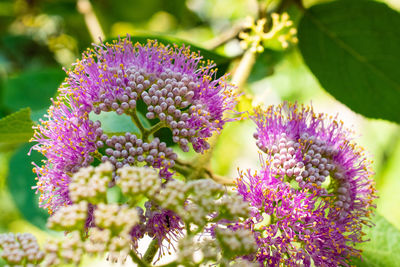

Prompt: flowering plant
[1,0,398,266]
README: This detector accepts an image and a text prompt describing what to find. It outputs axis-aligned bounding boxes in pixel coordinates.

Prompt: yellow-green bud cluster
[42,163,141,266]
[0,233,44,266]
[214,228,257,259]
[69,161,113,204]
[46,201,88,231]
[116,165,161,198]
[94,203,139,234]
[176,227,257,266]
[156,179,251,227]
[239,13,297,53]
[230,258,260,267]
[43,232,82,266]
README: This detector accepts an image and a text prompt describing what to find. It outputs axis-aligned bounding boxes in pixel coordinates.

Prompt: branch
[128,110,146,136]
[205,23,245,50]
[172,163,192,177]
[142,122,166,142]
[231,49,257,92]
[206,170,235,186]
[77,0,105,43]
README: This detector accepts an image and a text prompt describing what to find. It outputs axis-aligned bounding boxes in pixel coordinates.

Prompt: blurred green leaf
[3,68,64,112]
[89,107,175,147]
[89,112,141,134]
[8,143,49,229]
[0,108,33,152]
[1,35,59,70]
[159,0,201,26]
[95,0,163,24]
[351,213,400,266]
[248,49,285,83]
[298,0,400,123]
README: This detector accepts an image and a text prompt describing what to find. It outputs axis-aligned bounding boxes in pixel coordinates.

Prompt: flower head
[0,233,44,266]
[31,36,236,213]
[253,102,376,221]
[231,102,376,266]
[236,167,362,266]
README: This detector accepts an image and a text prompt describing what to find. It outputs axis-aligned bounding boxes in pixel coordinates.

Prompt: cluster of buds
[68,160,114,204]
[35,162,258,266]
[152,178,256,265]
[42,163,140,266]
[0,233,44,266]
[22,30,376,267]
[31,37,236,213]
[116,165,162,199]
[46,201,88,231]
[156,179,251,228]
[239,12,297,53]
[176,227,257,266]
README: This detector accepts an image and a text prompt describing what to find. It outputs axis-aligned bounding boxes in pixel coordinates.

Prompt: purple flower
[31,36,236,213]
[130,203,183,259]
[235,166,365,267]
[253,102,376,221]
[230,102,376,266]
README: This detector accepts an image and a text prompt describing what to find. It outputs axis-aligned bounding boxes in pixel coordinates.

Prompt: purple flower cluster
[234,102,376,266]
[31,36,236,213]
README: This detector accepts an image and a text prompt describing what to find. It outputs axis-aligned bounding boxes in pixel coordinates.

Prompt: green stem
[270,213,276,224]
[142,121,166,142]
[143,238,159,264]
[186,223,192,236]
[186,134,219,181]
[275,0,294,13]
[129,110,146,136]
[130,249,149,267]
[209,173,235,186]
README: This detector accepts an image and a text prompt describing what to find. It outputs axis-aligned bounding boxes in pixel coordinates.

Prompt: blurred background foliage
[0,0,399,266]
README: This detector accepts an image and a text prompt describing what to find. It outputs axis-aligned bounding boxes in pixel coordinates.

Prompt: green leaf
[3,68,64,112]
[298,0,400,123]
[0,34,59,70]
[351,213,400,266]
[0,108,33,151]
[7,143,49,229]
[107,34,232,77]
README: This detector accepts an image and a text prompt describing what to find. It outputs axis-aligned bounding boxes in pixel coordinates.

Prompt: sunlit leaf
[0,108,33,152]
[298,0,400,123]
[351,213,400,266]
[0,34,59,70]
